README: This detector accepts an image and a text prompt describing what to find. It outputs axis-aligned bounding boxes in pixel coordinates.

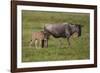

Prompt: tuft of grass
[22,10,90,62]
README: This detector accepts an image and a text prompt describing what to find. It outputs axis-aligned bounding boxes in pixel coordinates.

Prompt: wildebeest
[29,31,48,48]
[43,23,82,48]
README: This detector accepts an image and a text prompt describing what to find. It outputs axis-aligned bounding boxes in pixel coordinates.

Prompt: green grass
[22,10,90,62]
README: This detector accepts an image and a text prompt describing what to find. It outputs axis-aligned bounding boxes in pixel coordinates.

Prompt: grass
[22,10,90,62]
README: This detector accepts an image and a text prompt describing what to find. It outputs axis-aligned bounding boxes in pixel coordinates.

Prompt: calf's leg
[29,40,33,48]
[35,40,38,49]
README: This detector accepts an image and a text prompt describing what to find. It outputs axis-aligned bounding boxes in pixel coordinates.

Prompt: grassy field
[22,10,90,62]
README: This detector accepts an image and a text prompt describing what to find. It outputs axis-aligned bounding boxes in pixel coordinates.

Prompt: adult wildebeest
[43,23,81,48]
[29,31,48,48]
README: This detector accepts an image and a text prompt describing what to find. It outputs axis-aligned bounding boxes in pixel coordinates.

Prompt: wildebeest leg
[67,38,71,48]
[42,40,47,48]
[42,40,44,48]
[65,29,71,48]
[44,40,48,48]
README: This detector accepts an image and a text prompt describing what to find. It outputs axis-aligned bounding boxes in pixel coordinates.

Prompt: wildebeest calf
[29,31,48,48]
